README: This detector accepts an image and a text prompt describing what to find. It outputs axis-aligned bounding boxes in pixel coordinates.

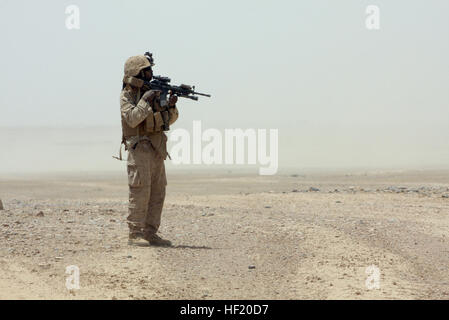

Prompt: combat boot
[144,233,172,247]
[128,231,149,246]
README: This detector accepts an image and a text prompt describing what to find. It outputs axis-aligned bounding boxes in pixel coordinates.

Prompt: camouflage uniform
[120,55,179,245]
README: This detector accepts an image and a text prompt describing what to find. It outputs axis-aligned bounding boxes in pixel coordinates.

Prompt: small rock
[55,257,63,261]
[248,265,256,269]
[264,206,271,209]
[442,194,449,199]
[336,201,342,204]
[309,187,320,192]
[0,199,3,210]
[291,189,299,193]
[36,211,44,217]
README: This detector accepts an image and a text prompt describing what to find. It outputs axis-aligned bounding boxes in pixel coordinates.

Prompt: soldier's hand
[168,94,178,107]
[142,90,160,103]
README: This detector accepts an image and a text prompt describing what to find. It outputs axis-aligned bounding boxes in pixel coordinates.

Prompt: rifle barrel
[193,92,211,97]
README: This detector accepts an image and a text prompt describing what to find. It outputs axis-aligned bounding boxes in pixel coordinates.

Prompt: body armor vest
[121,85,162,139]
[118,85,168,161]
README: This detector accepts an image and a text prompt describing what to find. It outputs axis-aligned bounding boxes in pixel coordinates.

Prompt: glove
[168,93,178,107]
[141,90,160,104]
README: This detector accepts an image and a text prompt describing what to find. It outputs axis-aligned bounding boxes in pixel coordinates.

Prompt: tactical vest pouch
[145,114,155,133]
[153,112,164,131]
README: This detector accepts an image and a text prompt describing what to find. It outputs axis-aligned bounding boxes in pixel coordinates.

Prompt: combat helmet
[123,52,155,77]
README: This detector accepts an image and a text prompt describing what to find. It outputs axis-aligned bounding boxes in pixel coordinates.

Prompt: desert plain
[0,169,448,299]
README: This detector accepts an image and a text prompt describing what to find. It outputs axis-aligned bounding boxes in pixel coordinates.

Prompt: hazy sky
[0,0,448,172]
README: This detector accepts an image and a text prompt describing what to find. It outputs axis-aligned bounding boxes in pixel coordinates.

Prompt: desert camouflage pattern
[123,55,152,77]
[120,85,179,155]
[120,84,179,237]
[126,139,167,236]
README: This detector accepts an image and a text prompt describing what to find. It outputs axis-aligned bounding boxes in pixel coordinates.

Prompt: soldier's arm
[120,90,153,128]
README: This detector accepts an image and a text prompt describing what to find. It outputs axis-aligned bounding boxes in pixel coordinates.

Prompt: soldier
[119,54,179,246]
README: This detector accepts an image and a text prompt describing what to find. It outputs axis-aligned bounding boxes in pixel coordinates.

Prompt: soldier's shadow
[170,244,213,250]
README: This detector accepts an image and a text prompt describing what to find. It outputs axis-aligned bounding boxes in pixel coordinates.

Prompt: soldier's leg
[143,151,167,236]
[126,144,151,238]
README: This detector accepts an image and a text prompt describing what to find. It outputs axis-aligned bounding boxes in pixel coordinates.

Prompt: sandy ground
[0,170,448,300]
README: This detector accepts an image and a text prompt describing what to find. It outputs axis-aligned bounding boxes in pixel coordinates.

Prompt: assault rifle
[142,75,211,131]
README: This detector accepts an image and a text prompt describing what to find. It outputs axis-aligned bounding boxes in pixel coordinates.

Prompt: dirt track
[0,171,448,299]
